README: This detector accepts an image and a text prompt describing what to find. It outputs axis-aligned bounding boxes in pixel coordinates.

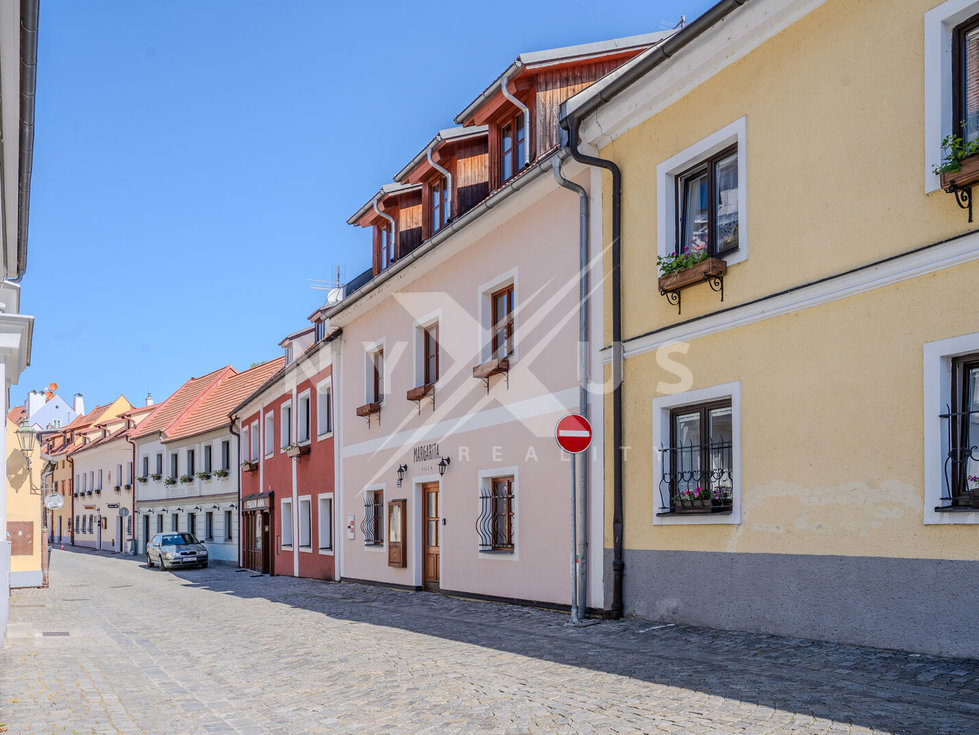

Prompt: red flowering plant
[657,242,708,277]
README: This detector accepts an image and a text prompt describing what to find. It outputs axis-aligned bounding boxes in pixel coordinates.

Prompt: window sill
[933,505,979,512]
[318,546,333,553]
[316,431,334,441]
[281,545,294,551]
[656,507,733,517]
[299,545,313,553]
[364,542,385,549]
[478,548,515,555]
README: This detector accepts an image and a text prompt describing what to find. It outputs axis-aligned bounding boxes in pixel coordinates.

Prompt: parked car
[146,532,208,570]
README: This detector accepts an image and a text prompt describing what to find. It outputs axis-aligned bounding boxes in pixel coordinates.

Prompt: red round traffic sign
[555,414,592,453]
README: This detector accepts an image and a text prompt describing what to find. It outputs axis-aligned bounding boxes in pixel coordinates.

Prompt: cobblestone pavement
[2,549,978,735]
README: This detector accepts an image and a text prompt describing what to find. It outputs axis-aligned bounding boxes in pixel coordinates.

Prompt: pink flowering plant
[969,474,979,488]
[673,485,732,507]
[657,242,708,277]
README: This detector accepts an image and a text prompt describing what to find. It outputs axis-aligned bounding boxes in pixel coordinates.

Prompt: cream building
[563,0,979,658]
[5,418,42,588]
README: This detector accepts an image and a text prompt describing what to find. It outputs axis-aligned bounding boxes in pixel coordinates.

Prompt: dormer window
[432,177,449,233]
[284,344,294,365]
[501,112,526,182]
[379,223,394,269]
[314,320,326,342]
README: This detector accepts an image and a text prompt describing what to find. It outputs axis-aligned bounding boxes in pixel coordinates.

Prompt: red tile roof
[69,423,131,456]
[129,366,232,440]
[65,401,116,431]
[165,359,286,442]
[7,405,25,424]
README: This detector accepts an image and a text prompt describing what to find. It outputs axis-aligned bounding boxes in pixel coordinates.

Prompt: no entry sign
[555,414,592,454]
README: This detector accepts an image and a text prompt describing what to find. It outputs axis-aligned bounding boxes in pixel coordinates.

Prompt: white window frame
[224,509,233,541]
[652,380,742,526]
[413,309,442,388]
[264,411,275,457]
[925,0,979,193]
[362,483,385,551]
[116,464,122,487]
[249,420,259,462]
[476,268,518,364]
[657,117,748,270]
[297,389,311,445]
[316,377,334,439]
[241,426,249,463]
[317,492,334,554]
[924,332,979,524]
[281,498,294,549]
[95,470,101,490]
[298,496,312,551]
[126,461,133,485]
[476,466,519,560]
[280,400,293,450]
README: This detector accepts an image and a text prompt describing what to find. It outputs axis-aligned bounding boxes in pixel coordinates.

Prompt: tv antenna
[308,266,346,306]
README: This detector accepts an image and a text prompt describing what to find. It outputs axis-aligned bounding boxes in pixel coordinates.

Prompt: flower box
[658,257,728,294]
[472,358,509,380]
[672,497,712,513]
[406,384,434,402]
[356,402,381,418]
[213,469,230,479]
[179,475,194,484]
[196,472,211,481]
[113,485,121,492]
[941,153,979,190]
[151,474,162,482]
[241,461,258,473]
[285,445,310,458]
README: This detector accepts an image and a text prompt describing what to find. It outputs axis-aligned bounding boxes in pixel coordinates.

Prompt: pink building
[320,34,669,611]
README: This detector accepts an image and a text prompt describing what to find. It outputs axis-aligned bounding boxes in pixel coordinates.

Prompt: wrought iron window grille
[476,485,514,551]
[657,437,734,515]
[938,404,979,510]
[361,495,384,545]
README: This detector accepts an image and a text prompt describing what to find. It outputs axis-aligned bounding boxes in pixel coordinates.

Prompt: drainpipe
[373,197,397,263]
[426,141,453,222]
[67,455,75,546]
[501,63,531,168]
[11,0,39,282]
[551,156,589,620]
[229,416,242,567]
[125,422,137,555]
[564,114,624,619]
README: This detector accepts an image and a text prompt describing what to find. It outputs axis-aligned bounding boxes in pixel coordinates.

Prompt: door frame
[412,475,442,590]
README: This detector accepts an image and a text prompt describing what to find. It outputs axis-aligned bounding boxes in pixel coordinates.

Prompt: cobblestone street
[0,549,976,734]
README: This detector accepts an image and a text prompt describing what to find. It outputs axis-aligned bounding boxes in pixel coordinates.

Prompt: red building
[232,320,339,579]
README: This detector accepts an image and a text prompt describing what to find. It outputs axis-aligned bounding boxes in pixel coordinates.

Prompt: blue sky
[19,0,714,412]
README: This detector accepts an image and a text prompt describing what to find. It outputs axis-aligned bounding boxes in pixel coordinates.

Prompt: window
[170,454,178,480]
[957,12,979,147]
[298,392,310,444]
[500,112,526,182]
[661,400,734,514]
[241,426,249,462]
[204,512,213,540]
[224,510,233,540]
[142,456,149,478]
[157,514,163,533]
[88,514,93,534]
[676,146,738,258]
[388,499,407,567]
[221,440,231,471]
[79,474,85,493]
[249,421,259,461]
[281,402,293,448]
[423,323,439,385]
[265,413,275,457]
[478,476,514,552]
[171,514,178,532]
[379,223,394,270]
[94,470,100,491]
[315,320,326,342]
[126,462,133,485]
[155,453,163,475]
[369,349,384,403]
[431,177,449,232]
[318,495,333,551]
[317,380,333,437]
[653,381,742,526]
[188,513,197,538]
[942,353,979,508]
[281,499,294,547]
[361,490,383,546]
[284,344,294,365]
[186,449,195,476]
[116,464,122,486]
[74,515,79,531]
[491,285,514,360]
[298,497,311,548]
[203,446,212,474]
[657,118,747,268]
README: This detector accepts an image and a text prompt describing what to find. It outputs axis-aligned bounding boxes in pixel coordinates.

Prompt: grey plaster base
[9,569,42,588]
[609,548,979,659]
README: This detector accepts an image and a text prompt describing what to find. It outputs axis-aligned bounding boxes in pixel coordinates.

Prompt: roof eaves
[346,182,422,226]
[392,125,489,183]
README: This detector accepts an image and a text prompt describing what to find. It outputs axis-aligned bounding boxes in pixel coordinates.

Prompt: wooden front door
[422,483,440,591]
[245,511,270,574]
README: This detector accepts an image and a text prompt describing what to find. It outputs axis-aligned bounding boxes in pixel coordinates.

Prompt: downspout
[67,454,75,546]
[229,415,241,568]
[564,114,624,619]
[551,156,589,619]
[373,197,397,263]
[12,0,39,282]
[426,141,453,222]
[501,63,531,168]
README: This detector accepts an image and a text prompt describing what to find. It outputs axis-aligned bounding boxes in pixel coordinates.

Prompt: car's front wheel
[158,556,168,570]
[146,554,154,568]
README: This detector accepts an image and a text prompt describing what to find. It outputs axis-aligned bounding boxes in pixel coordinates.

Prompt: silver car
[146,532,208,569]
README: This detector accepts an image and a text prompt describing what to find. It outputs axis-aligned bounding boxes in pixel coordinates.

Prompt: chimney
[145,393,154,407]
[26,390,45,419]
[73,393,85,416]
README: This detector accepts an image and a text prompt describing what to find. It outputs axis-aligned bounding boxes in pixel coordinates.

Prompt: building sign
[413,442,439,463]
[243,495,270,511]
[107,503,120,509]
[346,515,356,540]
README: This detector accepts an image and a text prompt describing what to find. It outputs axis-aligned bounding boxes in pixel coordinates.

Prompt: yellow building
[5,418,43,588]
[562,0,979,657]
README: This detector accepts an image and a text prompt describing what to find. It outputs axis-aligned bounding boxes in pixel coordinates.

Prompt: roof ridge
[159,366,237,440]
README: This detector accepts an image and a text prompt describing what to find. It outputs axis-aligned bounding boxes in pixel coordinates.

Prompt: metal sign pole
[570,452,580,625]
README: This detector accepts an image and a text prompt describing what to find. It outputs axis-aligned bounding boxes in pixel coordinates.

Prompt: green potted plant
[196,471,211,481]
[151,473,162,481]
[163,477,176,486]
[179,474,194,484]
[934,131,979,189]
[213,469,230,479]
[657,243,727,294]
[137,476,148,484]
[284,443,309,458]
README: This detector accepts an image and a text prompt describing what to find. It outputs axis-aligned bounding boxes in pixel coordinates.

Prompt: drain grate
[41,631,70,637]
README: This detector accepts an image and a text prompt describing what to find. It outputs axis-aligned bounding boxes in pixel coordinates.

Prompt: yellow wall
[600,0,978,561]
[6,418,42,577]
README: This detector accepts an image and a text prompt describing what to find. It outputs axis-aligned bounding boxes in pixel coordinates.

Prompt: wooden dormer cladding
[397,190,423,257]
[455,138,489,216]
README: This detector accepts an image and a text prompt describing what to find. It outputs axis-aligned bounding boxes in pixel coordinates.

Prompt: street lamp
[396,464,407,487]
[438,457,451,477]
[15,420,36,469]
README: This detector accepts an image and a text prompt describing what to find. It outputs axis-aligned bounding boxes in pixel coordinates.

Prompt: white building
[0,0,39,644]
